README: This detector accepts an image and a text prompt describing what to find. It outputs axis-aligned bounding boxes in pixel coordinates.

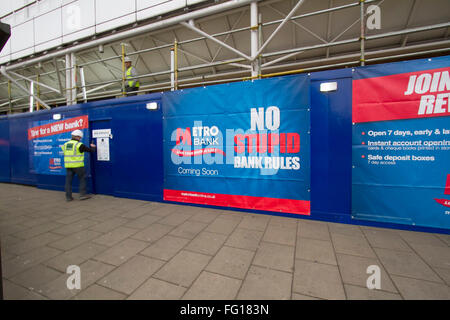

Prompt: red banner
[445,174,450,195]
[28,115,88,140]
[353,67,450,123]
[164,189,310,215]
[434,198,450,208]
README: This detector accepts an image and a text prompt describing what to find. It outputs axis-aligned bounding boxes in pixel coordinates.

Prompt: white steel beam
[0,67,51,110]
[253,0,305,59]
[180,21,252,61]
[8,70,61,95]
[5,0,261,72]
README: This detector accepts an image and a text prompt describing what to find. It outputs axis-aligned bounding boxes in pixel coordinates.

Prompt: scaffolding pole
[360,0,366,66]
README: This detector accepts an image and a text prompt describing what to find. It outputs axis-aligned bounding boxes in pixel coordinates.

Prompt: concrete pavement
[1,183,449,300]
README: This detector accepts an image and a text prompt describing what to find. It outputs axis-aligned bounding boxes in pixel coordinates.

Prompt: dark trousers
[125,86,139,96]
[65,167,86,199]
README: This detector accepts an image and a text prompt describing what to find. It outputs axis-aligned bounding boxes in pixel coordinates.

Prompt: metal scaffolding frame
[1,0,449,113]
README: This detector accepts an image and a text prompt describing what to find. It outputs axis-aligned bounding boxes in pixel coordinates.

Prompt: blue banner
[352,56,450,229]
[28,115,90,175]
[163,74,311,215]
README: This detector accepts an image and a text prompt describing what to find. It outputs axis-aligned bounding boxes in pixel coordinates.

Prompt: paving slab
[40,259,115,300]
[336,253,398,293]
[98,255,165,295]
[2,246,62,278]
[10,264,63,292]
[362,228,412,252]
[328,223,365,238]
[237,214,270,232]
[124,214,162,229]
[296,238,336,265]
[291,293,321,300]
[297,220,331,241]
[45,242,109,272]
[168,220,208,240]
[5,232,63,255]
[88,217,130,233]
[293,259,346,300]
[182,271,242,300]
[153,250,211,287]
[344,284,402,300]
[13,221,63,240]
[73,284,127,300]
[331,233,377,258]
[144,204,180,217]
[48,230,103,251]
[391,275,450,300]
[158,213,193,227]
[225,228,264,251]
[2,279,48,300]
[140,235,190,261]
[374,247,443,283]
[206,246,254,279]
[205,217,240,235]
[55,212,95,225]
[189,210,221,224]
[92,226,140,247]
[131,223,174,243]
[93,238,150,266]
[127,278,186,300]
[52,219,99,236]
[262,224,296,246]
[237,265,292,300]
[398,230,448,247]
[433,267,450,286]
[406,242,450,270]
[253,242,294,273]
[184,231,228,256]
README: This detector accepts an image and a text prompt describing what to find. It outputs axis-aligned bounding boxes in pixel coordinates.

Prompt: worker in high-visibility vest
[124,56,140,96]
[61,130,96,201]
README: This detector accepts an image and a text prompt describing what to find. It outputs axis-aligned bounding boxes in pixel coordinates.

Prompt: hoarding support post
[29,81,34,113]
[121,43,126,96]
[8,80,11,114]
[65,53,72,105]
[360,0,365,66]
[251,1,260,78]
[170,47,175,91]
[36,74,40,110]
[71,52,77,105]
[174,39,178,90]
[80,66,87,103]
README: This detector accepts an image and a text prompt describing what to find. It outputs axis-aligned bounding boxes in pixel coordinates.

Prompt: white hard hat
[72,129,83,138]
[124,56,132,63]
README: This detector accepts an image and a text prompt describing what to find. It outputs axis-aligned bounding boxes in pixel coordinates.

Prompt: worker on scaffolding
[124,56,140,96]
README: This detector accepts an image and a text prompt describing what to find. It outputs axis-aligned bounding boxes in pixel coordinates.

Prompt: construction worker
[62,130,96,201]
[124,56,140,96]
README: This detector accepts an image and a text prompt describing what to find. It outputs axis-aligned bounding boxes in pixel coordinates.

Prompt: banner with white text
[352,56,450,229]
[163,75,310,215]
[28,115,89,175]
